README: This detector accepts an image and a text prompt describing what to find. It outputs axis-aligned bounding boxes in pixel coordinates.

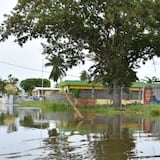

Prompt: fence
[70,87,143,106]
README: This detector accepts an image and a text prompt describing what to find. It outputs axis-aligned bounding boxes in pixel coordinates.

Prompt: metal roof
[58,80,104,87]
[58,80,158,88]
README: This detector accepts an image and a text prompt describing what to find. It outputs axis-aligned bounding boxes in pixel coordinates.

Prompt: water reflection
[18,108,49,129]
[0,105,160,160]
[47,115,136,160]
[0,104,17,133]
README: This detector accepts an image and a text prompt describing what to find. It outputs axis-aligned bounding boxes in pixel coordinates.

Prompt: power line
[0,60,50,73]
[0,60,79,78]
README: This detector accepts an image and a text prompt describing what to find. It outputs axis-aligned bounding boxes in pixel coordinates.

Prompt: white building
[32,87,60,98]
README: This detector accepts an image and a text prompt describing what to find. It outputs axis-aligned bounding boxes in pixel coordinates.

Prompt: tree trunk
[112,80,121,107]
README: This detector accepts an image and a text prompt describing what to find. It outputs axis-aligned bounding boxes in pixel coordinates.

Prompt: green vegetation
[0,74,19,95]
[73,89,80,98]
[16,101,160,117]
[119,104,160,119]
[16,101,68,113]
[1,1,160,107]
[5,84,17,96]
[20,78,51,95]
[150,107,160,116]
[79,106,117,116]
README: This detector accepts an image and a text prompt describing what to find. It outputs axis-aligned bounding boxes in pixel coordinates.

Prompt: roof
[58,80,104,87]
[32,87,59,91]
[58,80,159,88]
[131,82,158,88]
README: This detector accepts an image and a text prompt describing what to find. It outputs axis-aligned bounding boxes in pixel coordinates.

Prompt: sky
[0,0,160,86]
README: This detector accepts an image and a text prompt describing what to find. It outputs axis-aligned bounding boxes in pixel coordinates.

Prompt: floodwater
[0,105,160,160]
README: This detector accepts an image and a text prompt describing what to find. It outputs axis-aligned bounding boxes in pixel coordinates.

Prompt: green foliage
[151,108,160,116]
[6,74,19,85]
[80,70,89,81]
[73,89,80,98]
[16,100,160,117]
[45,55,67,82]
[121,104,160,118]
[0,75,19,95]
[17,101,67,112]
[4,84,18,96]
[141,76,160,84]
[20,78,50,94]
[0,78,7,94]
[79,106,117,116]
[1,1,160,106]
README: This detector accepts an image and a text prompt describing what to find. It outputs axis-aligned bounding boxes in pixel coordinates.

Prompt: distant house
[58,80,104,92]
[58,80,105,106]
[32,87,60,98]
[58,80,157,106]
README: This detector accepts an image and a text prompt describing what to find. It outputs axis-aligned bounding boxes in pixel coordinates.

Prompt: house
[58,80,106,106]
[32,87,60,99]
[58,80,104,92]
[58,80,157,106]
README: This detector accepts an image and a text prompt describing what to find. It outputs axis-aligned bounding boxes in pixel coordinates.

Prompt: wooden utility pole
[64,93,84,120]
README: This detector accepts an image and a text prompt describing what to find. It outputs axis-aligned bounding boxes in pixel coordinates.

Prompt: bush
[151,108,160,116]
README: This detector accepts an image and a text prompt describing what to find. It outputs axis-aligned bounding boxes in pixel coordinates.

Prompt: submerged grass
[15,101,68,112]
[78,105,117,115]
[119,104,160,119]
[78,104,160,117]
[123,104,159,113]
[15,101,160,117]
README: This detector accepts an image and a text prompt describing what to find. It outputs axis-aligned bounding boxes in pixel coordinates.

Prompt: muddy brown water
[0,105,160,160]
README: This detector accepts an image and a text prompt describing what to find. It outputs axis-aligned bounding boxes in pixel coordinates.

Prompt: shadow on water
[0,105,160,160]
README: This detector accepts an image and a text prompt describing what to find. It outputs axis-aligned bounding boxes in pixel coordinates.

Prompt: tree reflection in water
[44,115,136,160]
[0,104,17,133]
[1,106,160,160]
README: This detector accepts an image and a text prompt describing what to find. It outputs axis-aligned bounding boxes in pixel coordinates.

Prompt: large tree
[0,0,160,106]
[0,75,19,95]
[6,74,19,85]
[20,78,50,95]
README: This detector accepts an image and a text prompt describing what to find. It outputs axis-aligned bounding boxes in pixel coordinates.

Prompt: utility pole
[41,59,44,100]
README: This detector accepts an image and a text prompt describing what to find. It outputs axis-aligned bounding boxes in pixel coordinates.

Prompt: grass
[118,104,160,119]
[15,101,68,112]
[15,101,160,117]
[123,104,160,113]
[78,105,117,115]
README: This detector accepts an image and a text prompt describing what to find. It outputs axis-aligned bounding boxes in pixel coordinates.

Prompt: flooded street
[0,105,160,160]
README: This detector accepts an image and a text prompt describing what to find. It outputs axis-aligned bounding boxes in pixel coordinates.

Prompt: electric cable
[0,60,79,77]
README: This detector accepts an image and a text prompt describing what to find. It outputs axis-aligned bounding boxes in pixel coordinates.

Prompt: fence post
[120,85,125,108]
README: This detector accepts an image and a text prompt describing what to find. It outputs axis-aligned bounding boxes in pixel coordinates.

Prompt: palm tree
[80,70,89,81]
[142,76,159,84]
[7,74,19,85]
[45,55,67,82]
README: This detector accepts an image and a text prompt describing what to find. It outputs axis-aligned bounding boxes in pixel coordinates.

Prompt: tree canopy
[6,74,19,85]
[1,0,160,106]
[0,74,19,95]
[80,70,89,81]
[5,84,18,96]
[20,78,50,95]
[0,78,7,94]
[45,55,67,82]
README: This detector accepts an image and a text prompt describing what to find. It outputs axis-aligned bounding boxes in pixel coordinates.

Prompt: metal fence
[71,87,143,105]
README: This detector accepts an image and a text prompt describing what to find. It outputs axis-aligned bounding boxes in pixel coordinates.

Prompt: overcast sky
[0,0,160,85]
